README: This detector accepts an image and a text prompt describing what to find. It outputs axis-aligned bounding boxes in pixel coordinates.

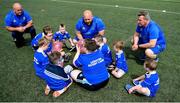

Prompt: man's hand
[16,27,25,32]
[132,44,138,51]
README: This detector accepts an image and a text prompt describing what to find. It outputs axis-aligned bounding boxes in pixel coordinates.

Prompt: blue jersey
[33,49,49,79]
[136,20,166,46]
[53,31,71,41]
[31,33,44,47]
[5,10,32,27]
[31,33,52,53]
[44,63,72,90]
[76,16,105,39]
[74,50,109,84]
[115,50,128,73]
[99,43,113,66]
[140,71,159,97]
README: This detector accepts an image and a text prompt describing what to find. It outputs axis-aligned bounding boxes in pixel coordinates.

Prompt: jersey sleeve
[149,26,159,40]
[116,54,123,69]
[5,15,12,27]
[66,32,71,39]
[24,11,32,22]
[74,56,82,67]
[96,18,105,31]
[136,25,141,33]
[76,18,82,31]
[53,32,58,40]
[140,74,153,87]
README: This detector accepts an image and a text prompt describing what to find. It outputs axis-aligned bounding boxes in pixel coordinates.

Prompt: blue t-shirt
[53,31,71,41]
[136,20,166,46]
[34,49,49,79]
[74,50,109,84]
[99,43,113,66]
[5,10,32,27]
[31,33,44,47]
[76,16,105,39]
[115,50,128,73]
[140,71,159,97]
[31,33,52,53]
[44,63,71,90]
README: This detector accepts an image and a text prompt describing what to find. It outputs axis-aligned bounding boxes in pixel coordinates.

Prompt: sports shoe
[125,84,135,94]
[133,80,139,86]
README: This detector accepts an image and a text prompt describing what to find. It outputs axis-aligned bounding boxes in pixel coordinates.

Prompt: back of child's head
[84,39,98,52]
[144,59,157,71]
[94,35,103,43]
[38,38,49,47]
[113,40,124,50]
[43,25,53,35]
[48,51,61,64]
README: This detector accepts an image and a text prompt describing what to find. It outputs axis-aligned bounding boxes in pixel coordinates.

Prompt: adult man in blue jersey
[5,3,36,48]
[131,10,166,61]
[74,10,107,43]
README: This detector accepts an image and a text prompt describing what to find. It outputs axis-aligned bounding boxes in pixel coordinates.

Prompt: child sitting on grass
[109,40,128,78]
[125,59,160,97]
[44,51,73,98]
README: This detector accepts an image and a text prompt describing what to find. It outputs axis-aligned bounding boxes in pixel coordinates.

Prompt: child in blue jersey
[44,51,73,98]
[94,35,113,67]
[70,39,109,91]
[53,24,75,51]
[125,59,160,97]
[33,38,50,80]
[31,25,53,53]
[109,41,128,78]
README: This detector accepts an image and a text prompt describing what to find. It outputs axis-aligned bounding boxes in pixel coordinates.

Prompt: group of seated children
[32,24,159,98]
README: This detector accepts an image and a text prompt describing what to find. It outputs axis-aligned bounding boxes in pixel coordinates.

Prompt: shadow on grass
[124,46,144,65]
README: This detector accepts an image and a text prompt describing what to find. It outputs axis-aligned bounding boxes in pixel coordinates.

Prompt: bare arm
[23,20,33,30]
[5,20,33,32]
[73,45,81,67]
[133,74,145,81]
[132,32,139,51]
[98,30,105,36]
[139,39,157,48]
[76,31,83,40]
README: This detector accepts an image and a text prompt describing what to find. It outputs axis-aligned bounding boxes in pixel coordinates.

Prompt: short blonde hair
[113,40,124,50]
[144,59,157,70]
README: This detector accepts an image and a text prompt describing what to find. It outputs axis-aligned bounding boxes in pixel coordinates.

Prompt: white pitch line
[51,0,180,15]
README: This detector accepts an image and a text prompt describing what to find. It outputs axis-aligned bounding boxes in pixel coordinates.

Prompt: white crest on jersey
[82,27,85,30]
[23,16,26,20]
[13,19,16,23]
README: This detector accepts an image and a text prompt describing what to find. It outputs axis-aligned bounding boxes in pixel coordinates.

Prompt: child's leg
[45,85,51,96]
[135,86,151,96]
[111,69,125,78]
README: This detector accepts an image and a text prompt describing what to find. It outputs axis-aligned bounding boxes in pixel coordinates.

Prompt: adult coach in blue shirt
[132,10,166,61]
[74,10,106,43]
[5,3,36,48]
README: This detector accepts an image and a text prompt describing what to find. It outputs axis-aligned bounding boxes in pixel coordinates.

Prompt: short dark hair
[113,40,124,50]
[144,59,157,71]
[137,10,151,20]
[84,39,98,52]
[48,51,61,64]
[43,25,53,35]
